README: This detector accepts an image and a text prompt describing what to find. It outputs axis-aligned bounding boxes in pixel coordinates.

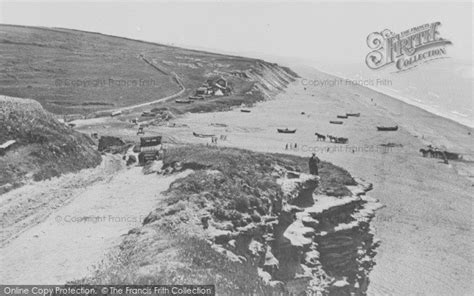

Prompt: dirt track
[0,155,124,247]
[0,156,190,284]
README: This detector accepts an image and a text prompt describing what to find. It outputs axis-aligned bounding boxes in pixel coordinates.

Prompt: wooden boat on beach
[377,125,398,131]
[193,132,215,138]
[277,128,296,134]
[241,109,251,113]
[210,123,227,127]
[176,99,193,104]
[346,112,360,117]
[189,96,204,100]
[141,111,156,117]
[330,121,343,125]
[337,115,348,119]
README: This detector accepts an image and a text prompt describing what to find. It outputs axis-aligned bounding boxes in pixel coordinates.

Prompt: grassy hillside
[0,96,101,191]
[0,25,296,115]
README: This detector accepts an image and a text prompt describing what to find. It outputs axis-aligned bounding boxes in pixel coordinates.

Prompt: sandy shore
[144,65,472,295]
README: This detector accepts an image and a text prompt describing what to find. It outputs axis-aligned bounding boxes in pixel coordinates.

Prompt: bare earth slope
[0,163,192,284]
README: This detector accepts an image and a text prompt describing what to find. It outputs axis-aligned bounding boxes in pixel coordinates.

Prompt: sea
[312,58,473,128]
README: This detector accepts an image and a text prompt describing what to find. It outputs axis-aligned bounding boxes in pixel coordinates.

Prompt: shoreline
[306,66,474,129]
[293,65,473,156]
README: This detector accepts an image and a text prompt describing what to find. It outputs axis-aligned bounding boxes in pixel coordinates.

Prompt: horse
[315,132,326,141]
[327,135,335,143]
[419,148,432,158]
[431,150,444,159]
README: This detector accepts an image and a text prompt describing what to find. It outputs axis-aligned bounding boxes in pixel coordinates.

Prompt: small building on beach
[196,87,209,96]
[194,76,231,98]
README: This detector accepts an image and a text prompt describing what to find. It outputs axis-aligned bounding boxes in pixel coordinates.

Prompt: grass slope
[0,25,294,115]
[0,96,102,190]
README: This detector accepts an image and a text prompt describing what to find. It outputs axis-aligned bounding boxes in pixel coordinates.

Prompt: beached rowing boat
[337,115,348,119]
[241,109,251,113]
[330,121,343,125]
[193,132,215,138]
[210,123,227,127]
[346,112,360,117]
[141,111,156,117]
[277,128,296,134]
[176,99,193,104]
[377,125,398,131]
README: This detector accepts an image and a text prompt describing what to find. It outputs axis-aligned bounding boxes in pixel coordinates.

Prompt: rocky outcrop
[278,169,319,207]
[204,168,381,295]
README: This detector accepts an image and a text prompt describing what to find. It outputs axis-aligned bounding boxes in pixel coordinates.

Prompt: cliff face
[205,170,381,295]
[0,96,102,193]
[230,61,298,100]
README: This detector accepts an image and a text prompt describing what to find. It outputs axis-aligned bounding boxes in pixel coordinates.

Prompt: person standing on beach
[309,153,320,175]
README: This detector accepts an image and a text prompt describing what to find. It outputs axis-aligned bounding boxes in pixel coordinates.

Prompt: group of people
[209,135,227,145]
[285,143,298,150]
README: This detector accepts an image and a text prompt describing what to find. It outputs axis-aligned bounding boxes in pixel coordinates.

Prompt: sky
[0,1,472,64]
